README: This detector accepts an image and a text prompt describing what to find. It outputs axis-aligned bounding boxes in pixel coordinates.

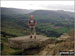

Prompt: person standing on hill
[28,15,37,39]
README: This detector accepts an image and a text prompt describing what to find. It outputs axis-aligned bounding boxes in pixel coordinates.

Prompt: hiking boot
[30,36,32,39]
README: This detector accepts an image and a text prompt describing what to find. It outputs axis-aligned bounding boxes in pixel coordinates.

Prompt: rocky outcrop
[57,33,70,40]
[8,35,51,49]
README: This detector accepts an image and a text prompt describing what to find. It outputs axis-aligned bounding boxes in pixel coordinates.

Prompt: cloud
[1,1,74,12]
[42,4,74,11]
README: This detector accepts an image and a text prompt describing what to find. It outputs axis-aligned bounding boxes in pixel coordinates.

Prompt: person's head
[30,15,34,19]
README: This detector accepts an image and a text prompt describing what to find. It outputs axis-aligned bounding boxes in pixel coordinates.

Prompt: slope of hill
[57,10,75,17]
[29,10,74,31]
[30,10,74,20]
[1,7,74,37]
[39,33,74,55]
[1,33,74,55]
[1,7,74,55]
[1,7,34,15]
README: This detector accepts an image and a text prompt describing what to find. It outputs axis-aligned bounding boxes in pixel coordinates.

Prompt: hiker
[28,15,37,39]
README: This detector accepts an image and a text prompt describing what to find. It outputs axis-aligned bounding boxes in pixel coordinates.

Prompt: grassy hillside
[1,7,74,43]
[1,7,74,37]
[1,7,74,55]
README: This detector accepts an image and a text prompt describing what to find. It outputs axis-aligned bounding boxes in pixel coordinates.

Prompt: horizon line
[1,7,74,12]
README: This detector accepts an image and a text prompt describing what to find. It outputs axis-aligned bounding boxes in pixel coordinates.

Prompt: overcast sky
[1,1,74,12]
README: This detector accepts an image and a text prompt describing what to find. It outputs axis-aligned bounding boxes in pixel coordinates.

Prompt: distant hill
[30,10,74,21]
[1,7,34,15]
[1,7,74,37]
[1,7,74,55]
[1,7,74,18]
[57,10,75,17]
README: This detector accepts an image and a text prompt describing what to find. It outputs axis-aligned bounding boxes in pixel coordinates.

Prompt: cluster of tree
[1,31,17,37]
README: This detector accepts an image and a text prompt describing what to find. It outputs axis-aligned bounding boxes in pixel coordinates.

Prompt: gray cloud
[42,4,74,11]
[1,1,74,12]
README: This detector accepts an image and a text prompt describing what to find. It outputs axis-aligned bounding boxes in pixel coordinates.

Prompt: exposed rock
[39,34,74,55]
[57,33,70,40]
[39,44,56,55]
[8,35,51,49]
[69,30,75,37]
